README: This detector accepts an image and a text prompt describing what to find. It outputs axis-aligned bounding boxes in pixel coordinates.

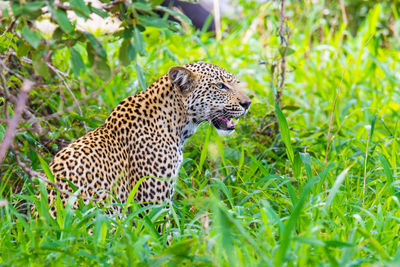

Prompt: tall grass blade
[275,102,294,165]
[275,178,318,266]
[325,166,351,211]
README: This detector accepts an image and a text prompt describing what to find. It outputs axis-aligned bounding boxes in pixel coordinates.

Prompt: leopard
[42,61,251,218]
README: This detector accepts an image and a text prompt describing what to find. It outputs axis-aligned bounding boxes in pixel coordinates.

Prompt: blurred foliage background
[1,0,400,266]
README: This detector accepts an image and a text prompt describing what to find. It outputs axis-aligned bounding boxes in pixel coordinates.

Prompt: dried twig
[53,68,88,132]
[0,60,11,119]
[339,0,348,25]
[389,18,400,44]
[0,79,35,165]
[258,0,290,135]
[0,57,24,80]
[276,0,290,106]
[279,0,287,46]
[0,52,68,77]
[0,18,17,37]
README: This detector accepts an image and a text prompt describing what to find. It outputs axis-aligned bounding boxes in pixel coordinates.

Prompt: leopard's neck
[105,75,197,148]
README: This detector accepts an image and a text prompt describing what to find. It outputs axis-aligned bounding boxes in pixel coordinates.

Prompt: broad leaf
[70,48,85,76]
[22,25,40,49]
[70,0,90,18]
[134,27,146,56]
[55,9,73,33]
[85,32,107,58]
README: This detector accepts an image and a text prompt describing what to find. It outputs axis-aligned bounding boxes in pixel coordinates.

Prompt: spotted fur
[45,62,251,217]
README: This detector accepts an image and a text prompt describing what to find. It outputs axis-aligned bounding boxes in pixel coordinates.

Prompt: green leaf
[22,1,45,12]
[216,206,234,266]
[143,214,161,239]
[138,15,167,28]
[275,178,319,266]
[84,32,107,58]
[86,43,95,66]
[55,9,73,33]
[378,153,394,195]
[11,3,22,16]
[93,214,108,245]
[132,2,153,12]
[32,52,49,79]
[165,239,193,257]
[293,152,302,178]
[134,27,146,56]
[17,41,30,57]
[367,4,381,36]
[38,179,52,222]
[324,240,355,248]
[325,166,351,211]
[369,114,377,140]
[155,5,192,25]
[70,48,85,76]
[198,125,211,172]
[70,0,90,18]
[279,47,295,57]
[39,156,54,183]
[286,182,298,207]
[275,102,294,165]
[119,39,136,66]
[123,27,133,39]
[357,227,390,260]
[299,152,312,179]
[211,178,233,208]
[135,62,146,91]
[124,176,152,216]
[86,40,111,80]
[127,42,136,61]
[52,27,64,41]
[0,124,5,143]
[22,26,40,49]
[94,56,111,80]
[90,6,108,18]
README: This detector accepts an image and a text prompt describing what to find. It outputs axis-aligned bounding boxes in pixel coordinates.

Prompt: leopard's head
[168,62,251,136]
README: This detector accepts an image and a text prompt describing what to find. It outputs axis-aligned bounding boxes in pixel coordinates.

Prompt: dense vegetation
[1,0,400,265]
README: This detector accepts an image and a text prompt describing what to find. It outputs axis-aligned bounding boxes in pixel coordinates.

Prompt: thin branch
[0,79,35,165]
[276,0,290,106]
[339,0,348,25]
[0,58,25,80]
[0,18,17,37]
[53,68,88,132]
[0,60,11,119]
[0,52,68,77]
[279,31,290,90]
[389,18,400,44]
[279,0,286,46]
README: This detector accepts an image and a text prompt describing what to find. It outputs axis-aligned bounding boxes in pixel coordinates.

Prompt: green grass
[1,1,400,266]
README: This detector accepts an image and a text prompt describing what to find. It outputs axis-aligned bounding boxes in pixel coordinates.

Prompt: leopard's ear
[168,66,196,93]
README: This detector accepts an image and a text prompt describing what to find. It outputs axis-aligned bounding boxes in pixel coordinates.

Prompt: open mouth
[211,115,239,131]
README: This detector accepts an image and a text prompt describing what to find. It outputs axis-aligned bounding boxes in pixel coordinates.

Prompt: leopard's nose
[240,100,251,110]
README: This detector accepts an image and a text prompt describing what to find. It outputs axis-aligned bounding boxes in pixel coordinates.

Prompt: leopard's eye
[216,83,228,90]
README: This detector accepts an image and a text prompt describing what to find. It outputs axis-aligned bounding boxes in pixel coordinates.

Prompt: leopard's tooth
[227,119,234,128]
